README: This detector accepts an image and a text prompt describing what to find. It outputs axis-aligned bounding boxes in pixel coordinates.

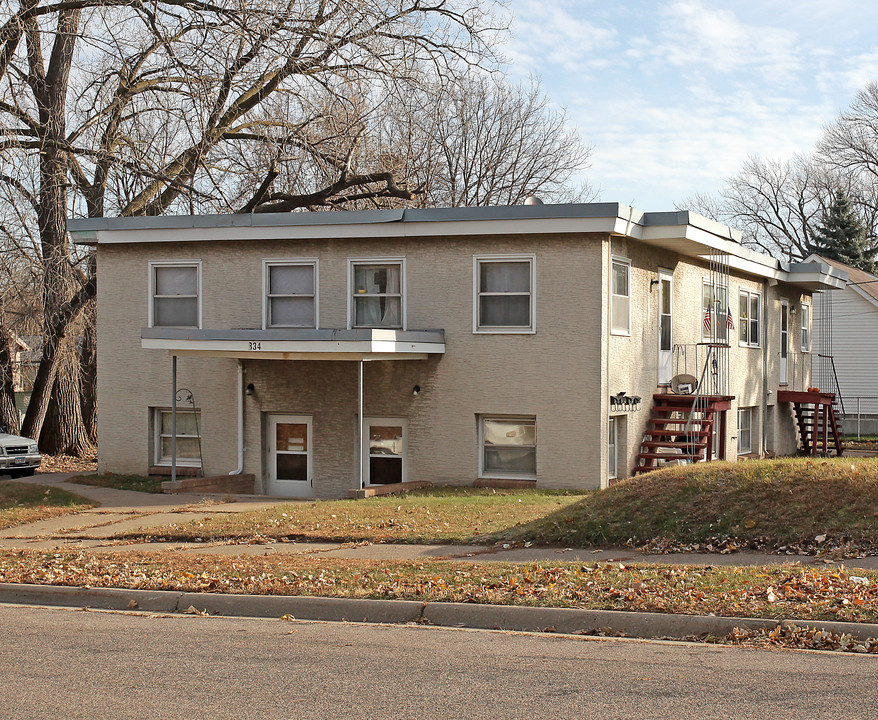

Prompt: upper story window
[149,261,200,328]
[474,255,535,333]
[350,259,404,329]
[801,302,811,352]
[264,260,317,328]
[702,279,729,342]
[738,290,761,347]
[610,258,630,335]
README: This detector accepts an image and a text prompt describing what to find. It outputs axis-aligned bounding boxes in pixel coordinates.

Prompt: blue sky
[503,0,878,211]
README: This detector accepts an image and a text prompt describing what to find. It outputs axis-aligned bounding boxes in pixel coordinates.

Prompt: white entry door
[658,269,673,385]
[267,414,313,498]
[363,418,407,486]
[780,300,789,385]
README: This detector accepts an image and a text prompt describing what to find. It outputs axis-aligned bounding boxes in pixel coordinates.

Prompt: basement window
[479,416,536,479]
[154,408,202,467]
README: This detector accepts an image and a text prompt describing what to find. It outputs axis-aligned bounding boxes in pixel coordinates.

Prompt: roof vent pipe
[523,195,543,205]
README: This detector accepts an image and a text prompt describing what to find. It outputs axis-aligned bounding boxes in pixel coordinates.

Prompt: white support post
[171,355,177,484]
[358,359,365,490]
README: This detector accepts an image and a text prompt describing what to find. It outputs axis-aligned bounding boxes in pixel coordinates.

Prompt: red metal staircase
[634,394,732,474]
[778,390,844,456]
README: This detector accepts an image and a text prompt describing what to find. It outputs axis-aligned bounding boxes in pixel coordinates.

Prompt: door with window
[267,415,313,498]
[363,419,406,486]
[780,300,789,385]
[658,269,673,385]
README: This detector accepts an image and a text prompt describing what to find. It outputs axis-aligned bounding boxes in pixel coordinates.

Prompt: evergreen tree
[808,189,876,271]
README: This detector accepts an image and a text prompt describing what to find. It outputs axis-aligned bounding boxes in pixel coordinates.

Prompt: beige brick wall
[96,230,809,497]
[97,233,606,496]
[604,237,808,477]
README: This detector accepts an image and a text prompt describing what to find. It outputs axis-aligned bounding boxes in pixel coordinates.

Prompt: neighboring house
[67,204,846,498]
[807,254,878,424]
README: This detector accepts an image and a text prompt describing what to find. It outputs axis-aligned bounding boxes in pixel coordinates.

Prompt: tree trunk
[39,341,94,456]
[0,324,21,435]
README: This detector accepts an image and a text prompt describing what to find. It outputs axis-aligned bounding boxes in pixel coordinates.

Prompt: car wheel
[19,468,35,477]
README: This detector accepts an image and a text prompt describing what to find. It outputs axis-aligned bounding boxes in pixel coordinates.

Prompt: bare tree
[367,75,594,207]
[683,83,878,263]
[0,0,501,452]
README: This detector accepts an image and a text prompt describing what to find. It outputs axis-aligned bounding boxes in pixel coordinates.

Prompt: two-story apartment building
[68,203,846,498]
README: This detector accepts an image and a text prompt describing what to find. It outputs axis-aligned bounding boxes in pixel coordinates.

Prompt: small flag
[726,309,735,330]
[703,308,712,333]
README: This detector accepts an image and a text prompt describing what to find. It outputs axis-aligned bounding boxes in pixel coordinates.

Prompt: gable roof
[808,254,878,306]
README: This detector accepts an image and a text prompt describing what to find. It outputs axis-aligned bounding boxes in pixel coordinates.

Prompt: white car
[0,430,41,478]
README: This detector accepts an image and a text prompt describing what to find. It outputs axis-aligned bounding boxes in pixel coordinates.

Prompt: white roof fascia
[141,336,445,357]
[73,216,621,245]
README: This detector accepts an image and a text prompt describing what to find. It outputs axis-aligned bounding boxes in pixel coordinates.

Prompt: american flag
[703,308,712,333]
[726,309,735,330]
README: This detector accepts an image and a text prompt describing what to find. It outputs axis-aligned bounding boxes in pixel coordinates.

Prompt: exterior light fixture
[412,385,421,396]
[245,383,255,396]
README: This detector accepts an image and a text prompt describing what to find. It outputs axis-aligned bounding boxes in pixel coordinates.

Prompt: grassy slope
[0,482,95,530]
[494,457,878,551]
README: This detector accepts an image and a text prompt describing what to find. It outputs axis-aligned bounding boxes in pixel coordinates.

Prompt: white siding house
[809,254,878,431]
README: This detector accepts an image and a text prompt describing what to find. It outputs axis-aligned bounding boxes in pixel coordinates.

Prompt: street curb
[2,582,877,642]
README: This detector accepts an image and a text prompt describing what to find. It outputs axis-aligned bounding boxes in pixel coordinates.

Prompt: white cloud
[575,91,829,210]
[634,0,801,83]
[504,0,618,75]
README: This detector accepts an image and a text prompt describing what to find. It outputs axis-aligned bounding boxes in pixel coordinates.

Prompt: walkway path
[3,473,877,569]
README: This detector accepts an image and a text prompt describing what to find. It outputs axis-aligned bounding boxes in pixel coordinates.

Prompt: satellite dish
[670,374,698,395]
[523,195,543,205]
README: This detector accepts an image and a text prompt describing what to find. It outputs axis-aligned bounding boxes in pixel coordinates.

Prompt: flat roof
[67,202,847,290]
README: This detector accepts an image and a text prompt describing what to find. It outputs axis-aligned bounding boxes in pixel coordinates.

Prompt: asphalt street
[0,604,875,720]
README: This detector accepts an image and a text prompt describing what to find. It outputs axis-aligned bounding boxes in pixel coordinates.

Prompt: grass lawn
[845,435,878,452]
[0,482,95,530]
[72,473,165,494]
[1,549,876,627]
[126,487,587,543]
[119,457,878,554]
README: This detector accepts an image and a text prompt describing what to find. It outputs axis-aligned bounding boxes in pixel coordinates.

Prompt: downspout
[358,359,365,490]
[761,280,770,455]
[228,359,244,475]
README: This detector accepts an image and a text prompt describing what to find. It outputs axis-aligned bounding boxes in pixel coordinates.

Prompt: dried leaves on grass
[37,454,97,474]
[1,550,876,627]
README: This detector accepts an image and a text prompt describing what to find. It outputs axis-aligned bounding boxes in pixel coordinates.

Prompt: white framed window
[608,417,618,480]
[737,407,753,455]
[349,258,404,329]
[738,290,761,347]
[801,302,811,352]
[610,257,631,335]
[154,408,202,467]
[473,254,535,333]
[702,279,729,342]
[479,416,536,479]
[263,260,317,329]
[149,261,201,328]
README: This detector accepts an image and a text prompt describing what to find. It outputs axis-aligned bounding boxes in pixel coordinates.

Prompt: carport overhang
[141,327,446,360]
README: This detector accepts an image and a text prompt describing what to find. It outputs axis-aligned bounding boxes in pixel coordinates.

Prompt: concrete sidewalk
[2,473,878,569]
